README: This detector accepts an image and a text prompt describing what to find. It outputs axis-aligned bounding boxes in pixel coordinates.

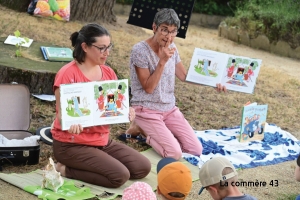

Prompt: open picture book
[239,102,268,143]
[186,48,262,94]
[59,79,130,130]
[4,35,33,47]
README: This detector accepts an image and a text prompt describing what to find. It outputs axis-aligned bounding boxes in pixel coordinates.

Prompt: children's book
[59,79,130,130]
[185,48,262,94]
[40,46,49,60]
[40,46,73,62]
[239,102,268,143]
[4,35,33,47]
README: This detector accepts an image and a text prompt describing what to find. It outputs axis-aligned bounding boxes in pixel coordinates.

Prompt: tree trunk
[70,0,117,24]
[0,0,31,12]
[0,65,56,95]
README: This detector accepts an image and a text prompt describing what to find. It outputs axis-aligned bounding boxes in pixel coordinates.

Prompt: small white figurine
[41,157,64,192]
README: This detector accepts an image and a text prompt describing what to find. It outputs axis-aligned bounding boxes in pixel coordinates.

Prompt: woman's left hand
[216,83,227,93]
[129,107,136,121]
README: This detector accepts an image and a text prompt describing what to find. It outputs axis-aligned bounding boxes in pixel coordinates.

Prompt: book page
[186,48,228,87]
[93,79,130,126]
[60,82,94,130]
[4,35,33,48]
[221,55,262,94]
[239,104,268,143]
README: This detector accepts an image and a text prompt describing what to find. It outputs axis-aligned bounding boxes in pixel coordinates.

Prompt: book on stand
[239,102,268,143]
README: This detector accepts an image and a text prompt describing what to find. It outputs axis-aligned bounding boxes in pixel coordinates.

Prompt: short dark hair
[70,23,110,64]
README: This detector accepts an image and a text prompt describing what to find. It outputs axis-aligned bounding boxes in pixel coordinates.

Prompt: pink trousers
[133,106,203,160]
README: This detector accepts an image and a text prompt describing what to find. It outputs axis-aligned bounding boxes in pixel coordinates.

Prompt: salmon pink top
[51,60,117,146]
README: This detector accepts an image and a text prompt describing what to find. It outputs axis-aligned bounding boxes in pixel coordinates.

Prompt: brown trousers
[53,138,151,188]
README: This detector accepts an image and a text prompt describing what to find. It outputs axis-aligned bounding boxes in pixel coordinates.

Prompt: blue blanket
[183,123,300,169]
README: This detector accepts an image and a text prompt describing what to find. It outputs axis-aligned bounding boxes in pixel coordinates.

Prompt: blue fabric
[296,195,300,200]
[183,123,300,169]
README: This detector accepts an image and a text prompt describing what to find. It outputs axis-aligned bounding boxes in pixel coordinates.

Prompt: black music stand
[127,0,195,39]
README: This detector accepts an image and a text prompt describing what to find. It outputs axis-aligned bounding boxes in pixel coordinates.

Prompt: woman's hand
[68,124,83,134]
[129,107,136,122]
[158,39,176,63]
[216,83,227,93]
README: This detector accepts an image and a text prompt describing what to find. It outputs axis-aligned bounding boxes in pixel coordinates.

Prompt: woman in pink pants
[126,8,226,160]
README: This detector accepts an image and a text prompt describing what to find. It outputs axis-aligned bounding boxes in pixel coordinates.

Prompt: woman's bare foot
[55,162,66,177]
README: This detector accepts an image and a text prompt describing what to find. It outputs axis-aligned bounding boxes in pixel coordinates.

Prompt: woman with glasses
[126,8,226,160]
[51,23,151,188]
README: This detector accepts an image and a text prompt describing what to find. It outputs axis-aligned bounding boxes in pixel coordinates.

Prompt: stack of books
[40,46,73,62]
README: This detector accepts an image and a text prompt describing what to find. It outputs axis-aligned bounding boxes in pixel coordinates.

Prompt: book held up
[59,79,130,130]
[186,48,262,94]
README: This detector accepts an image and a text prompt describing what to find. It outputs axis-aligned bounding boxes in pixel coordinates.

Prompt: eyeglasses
[160,28,178,37]
[92,43,113,53]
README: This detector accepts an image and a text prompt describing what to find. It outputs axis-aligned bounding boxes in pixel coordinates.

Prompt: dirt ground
[0,10,300,200]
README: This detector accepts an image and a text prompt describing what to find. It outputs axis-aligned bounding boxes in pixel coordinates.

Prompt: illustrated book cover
[4,35,33,47]
[186,48,262,94]
[239,102,268,143]
[40,46,73,62]
[59,79,130,130]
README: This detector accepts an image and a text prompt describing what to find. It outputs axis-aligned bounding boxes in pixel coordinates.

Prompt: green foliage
[95,84,108,100]
[115,82,128,101]
[109,82,117,90]
[116,0,133,5]
[66,108,91,117]
[67,99,73,104]
[118,81,128,94]
[193,0,239,16]
[236,167,243,171]
[94,85,100,100]
[101,83,110,96]
[96,82,123,101]
[13,30,29,57]
[226,57,258,70]
[231,0,300,47]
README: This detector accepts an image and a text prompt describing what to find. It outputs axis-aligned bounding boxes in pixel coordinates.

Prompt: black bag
[0,83,40,171]
[27,0,38,15]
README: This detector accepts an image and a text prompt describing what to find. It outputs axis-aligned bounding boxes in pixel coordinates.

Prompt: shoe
[118,133,146,144]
